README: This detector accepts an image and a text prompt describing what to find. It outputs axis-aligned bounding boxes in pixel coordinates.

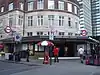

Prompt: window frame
[37,32,43,35]
[59,16,64,26]
[8,2,14,11]
[28,16,33,26]
[28,1,34,11]
[59,32,65,35]
[18,15,23,26]
[48,15,54,26]
[0,7,4,12]
[37,15,43,26]
[27,32,33,36]
[68,17,71,27]
[48,0,54,9]
[19,2,24,10]
[37,0,44,9]
[58,1,64,10]
[67,3,72,12]
[9,15,13,26]
[74,6,77,14]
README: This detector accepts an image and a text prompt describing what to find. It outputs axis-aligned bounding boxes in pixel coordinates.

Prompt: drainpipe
[23,0,26,36]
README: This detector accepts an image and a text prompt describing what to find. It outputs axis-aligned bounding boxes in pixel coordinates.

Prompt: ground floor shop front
[1,36,99,57]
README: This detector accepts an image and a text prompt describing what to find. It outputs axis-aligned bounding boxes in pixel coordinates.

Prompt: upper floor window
[48,15,54,26]
[59,16,64,26]
[1,7,4,12]
[68,17,71,27]
[0,21,2,26]
[58,1,64,10]
[28,1,34,11]
[0,35,2,38]
[37,32,43,35]
[67,3,72,12]
[68,32,73,36]
[19,2,24,10]
[37,0,44,9]
[74,6,77,14]
[27,32,33,36]
[18,15,23,25]
[28,16,33,26]
[0,20,3,34]
[9,3,14,11]
[59,32,64,35]
[0,21,3,28]
[75,22,78,28]
[9,15,13,26]
[48,0,54,9]
[38,15,43,26]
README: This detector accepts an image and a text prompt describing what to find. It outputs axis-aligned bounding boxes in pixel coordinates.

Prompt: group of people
[26,46,85,63]
[53,46,85,63]
[26,46,60,63]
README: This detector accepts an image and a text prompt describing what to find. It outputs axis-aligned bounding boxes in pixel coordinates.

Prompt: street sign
[14,33,22,42]
[4,26,12,33]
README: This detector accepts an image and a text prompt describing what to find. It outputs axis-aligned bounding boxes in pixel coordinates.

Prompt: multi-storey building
[0,0,81,57]
[0,0,80,39]
[0,0,97,57]
[77,0,92,36]
[91,0,100,36]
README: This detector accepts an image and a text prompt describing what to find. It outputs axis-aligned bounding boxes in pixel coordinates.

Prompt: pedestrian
[78,47,84,63]
[64,46,68,56]
[53,46,59,63]
[26,48,30,62]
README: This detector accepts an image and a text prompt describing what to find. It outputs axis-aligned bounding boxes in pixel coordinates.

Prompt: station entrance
[56,42,75,57]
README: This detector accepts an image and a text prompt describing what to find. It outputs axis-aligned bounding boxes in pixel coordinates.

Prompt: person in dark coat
[26,48,30,62]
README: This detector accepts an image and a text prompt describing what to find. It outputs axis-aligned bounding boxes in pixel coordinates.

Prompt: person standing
[64,47,68,56]
[26,48,30,62]
[78,47,84,63]
[53,46,59,63]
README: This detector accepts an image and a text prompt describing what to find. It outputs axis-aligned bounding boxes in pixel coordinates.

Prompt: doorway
[55,42,75,57]
[67,43,74,57]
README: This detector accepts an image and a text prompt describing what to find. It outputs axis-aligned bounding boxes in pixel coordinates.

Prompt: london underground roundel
[81,30,87,36]
[4,26,12,33]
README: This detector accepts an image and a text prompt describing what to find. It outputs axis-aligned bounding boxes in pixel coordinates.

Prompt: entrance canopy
[1,36,99,44]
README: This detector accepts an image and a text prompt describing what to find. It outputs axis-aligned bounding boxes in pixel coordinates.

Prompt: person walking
[78,47,84,63]
[26,48,30,62]
[53,46,59,63]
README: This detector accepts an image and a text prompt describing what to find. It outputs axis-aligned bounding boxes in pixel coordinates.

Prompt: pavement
[10,60,100,75]
[38,57,80,59]
[0,61,43,75]
[0,55,80,66]
[0,56,100,75]
[0,56,44,66]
